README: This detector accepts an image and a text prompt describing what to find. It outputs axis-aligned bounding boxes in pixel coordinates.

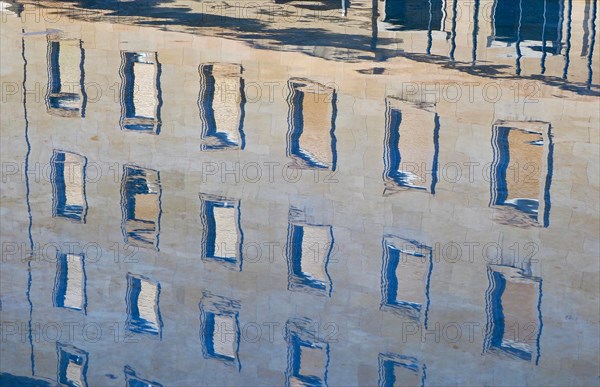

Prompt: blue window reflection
[53,252,87,314]
[126,273,163,337]
[380,235,432,327]
[46,37,86,117]
[51,150,87,222]
[490,121,553,227]
[57,343,88,387]
[287,78,337,170]
[198,63,246,150]
[124,365,162,387]
[383,97,439,195]
[378,353,425,387]
[285,318,330,387]
[120,51,162,134]
[199,194,243,271]
[199,291,241,370]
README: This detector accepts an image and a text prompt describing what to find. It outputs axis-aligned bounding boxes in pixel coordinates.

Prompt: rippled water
[0,0,598,386]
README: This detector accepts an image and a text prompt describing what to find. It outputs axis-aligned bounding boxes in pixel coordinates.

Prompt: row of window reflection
[52,235,542,383]
[51,112,552,236]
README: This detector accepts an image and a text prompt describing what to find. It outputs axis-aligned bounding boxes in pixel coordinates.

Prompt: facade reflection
[286,208,334,297]
[285,318,330,387]
[383,98,440,195]
[489,121,553,227]
[46,36,86,117]
[120,51,162,134]
[378,353,425,387]
[380,236,432,327]
[53,252,87,314]
[199,292,241,370]
[51,150,87,222]
[199,194,243,271]
[121,165,162,249]
[57,343,88,387]
[125,273,163,338]
[198,63,246,150]
[287,78,337,170]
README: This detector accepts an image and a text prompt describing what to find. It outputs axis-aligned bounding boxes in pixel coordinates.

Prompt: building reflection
[379,0,444,32]
[489,121,553,227]
[378,353,425,387]
[286,208,334,297]
[198,63,246,150]
[199,291,241,370]
[287,78,337,170]
[120,51,162,134]
[46,36,86,118]
[285,318,330,387]
[199,194,243,271]
[51,150,88,222]
[121,165,162,249]
[126,273,163,338]
[380,235,432,327]
[383,98,440,196]
[57,343,88,387]
[125,365,162,387]
[53,252,87,314]
[483,262,542,364]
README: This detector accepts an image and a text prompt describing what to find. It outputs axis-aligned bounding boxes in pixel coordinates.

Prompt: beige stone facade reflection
[0,2,599,386]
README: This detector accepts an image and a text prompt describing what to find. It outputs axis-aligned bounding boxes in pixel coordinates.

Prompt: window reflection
[57,343,88,387]
[490,121,553,227]
[126,273,163,337]
[380,0,444,31]
[380,235,432,327]
[120,51,162,134]
[46,36,86,117]
[124,365,162,387]
[484,264,542,364]
[285,318,330,387]
[378,353,425,387]
[286,208,334,297]
[199,291,241,370]
[287,78,337,170]
[51,150,87,222]
[383,97,440,195]
[198,63,246,150]
[199,194,243,271]
[53,252,87,313]
[121,165,162,250]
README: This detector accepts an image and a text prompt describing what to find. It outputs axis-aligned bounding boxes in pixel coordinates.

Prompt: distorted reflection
[484,262,543,364]
[379,0,444,32]
[51,150,87,222]
[126,273,163,337]
[199,194,243,271]
[121,165,162,249]
[383,98,440,195]
[120,51,162,134]
[57,343,88,387]
[378,353,425,387]
[286,208,334,297]
[287,78,337,170]
[199,292,241,370]
[285,318,330,387]
[125,365,162,387]
[198,63,246,150]
[46,36,86,117]
[53,252,87,313]
[380,236,432,327]
[490,121,553,227]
